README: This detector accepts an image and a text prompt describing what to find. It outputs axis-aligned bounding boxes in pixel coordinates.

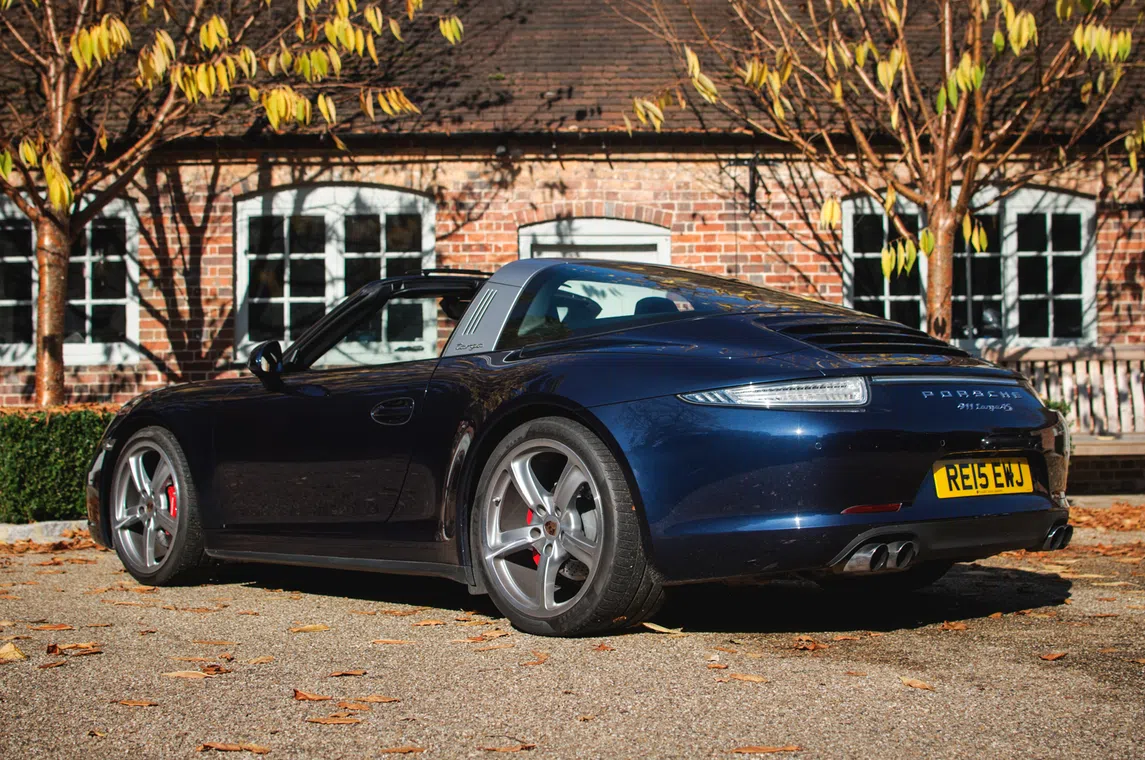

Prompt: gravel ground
[1,529,1143,759]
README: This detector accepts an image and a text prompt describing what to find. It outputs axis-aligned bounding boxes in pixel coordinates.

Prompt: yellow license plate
[933,458,1033,498]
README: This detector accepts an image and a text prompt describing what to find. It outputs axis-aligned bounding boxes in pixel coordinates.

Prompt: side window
[310,294,465,369]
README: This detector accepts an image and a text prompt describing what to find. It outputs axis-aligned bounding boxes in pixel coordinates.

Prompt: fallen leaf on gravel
[1129,658,1145,665]
[592,643,615,652]
[380,607,428,617]
[475,643,514,652]
[371,639,413,645]
[988,612,1004,619]
[88,730,106,737]
[1098,648,1119,654]
[293,689,331,701]
[329,670,366,677]
[173,657,212,663]
[30,623,73,631]
[195,741,270,754]
[116,700,158,707]
[288,624,329,633]
[578,715,595,722]
[139,629,157,635]
[58,642,100,651]
[246,656,275,665]
[1128,605,1145,611]
[236,611,259,616]
[38,660,67,669]
[708,663,729,670]
[832,635,860,642]
[731,746,802,754]
[642,622,684,635]
[1097,597,1118,602]
[1089,613,1120,619]
[358,695,400,703]
[103,599,148,607]
[163,671,213,679]
[84,623,112,628]
[336,701,371,711]
[306,715,361,725]
[478,744,536,752]
[412,619,445,627]
[1040,652,1067,661]
[349,610,377,616]
[793,636,826,651]
[33,558,63,566]
[940,621,968,631]
[193,640,235,646]
[845,671,867,677]
[727,673,767,683]
[457,620,493,627]
[377,747,425,754]
[900,677,933,690]
[521,651,549,666]
[67,558,97,565]
[202,664,232,675]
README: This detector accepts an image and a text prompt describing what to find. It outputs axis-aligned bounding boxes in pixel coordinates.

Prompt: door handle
[371,397,415,426]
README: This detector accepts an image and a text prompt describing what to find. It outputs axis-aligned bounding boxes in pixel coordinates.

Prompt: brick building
[0,3,1142,490]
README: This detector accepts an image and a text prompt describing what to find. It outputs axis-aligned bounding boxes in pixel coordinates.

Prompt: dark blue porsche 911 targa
[86,260,1073,635]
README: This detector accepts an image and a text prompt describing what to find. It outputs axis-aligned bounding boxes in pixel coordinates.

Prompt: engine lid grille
[759,314,969,358]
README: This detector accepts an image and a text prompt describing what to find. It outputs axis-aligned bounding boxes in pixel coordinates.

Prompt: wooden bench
[984,346,1145,457]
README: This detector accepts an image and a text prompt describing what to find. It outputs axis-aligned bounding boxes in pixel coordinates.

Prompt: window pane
[91,305,126,342]
[1053,300,1083,338]
[971,256,1002,296]
[974,300,1004,338]
[0,305,32,343]
[953,254,968,297]
[68,262,86,300]
[65,304,86,342]
[0,261,32,300]
[290,302,325,336]
[345,215,381,253]
[290,259,325,298]
[888,300,920,329]
[1018,257,1047,294]
[953,300,969,339]
[1018,300,1049,337]
[853,257,882,299]
[0,220,32,257]
[290,216,325,253]
[249,217,284,254]
[888,267,921,296]
[249,302,284,341]
[92,260,127,299]
[385,214,422,252]
[1053,255,1082,295]
[70,230,87,259]
[1051,214,1082,252]
[248,260,284,299]
[345,313,383,344]
[386,256,421,278]
[1017,213,1048,252]
[346,258,381,294]
[852,214,883,253]
[386,302,425,341]
[91,218,127,258]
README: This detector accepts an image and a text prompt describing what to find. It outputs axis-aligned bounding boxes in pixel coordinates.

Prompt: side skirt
[204,548,470,585]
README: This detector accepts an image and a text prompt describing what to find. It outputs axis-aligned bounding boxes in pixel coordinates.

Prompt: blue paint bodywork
[86,262,1069,586]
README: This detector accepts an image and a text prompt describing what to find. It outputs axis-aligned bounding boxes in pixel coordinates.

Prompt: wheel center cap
[544,520,559,537]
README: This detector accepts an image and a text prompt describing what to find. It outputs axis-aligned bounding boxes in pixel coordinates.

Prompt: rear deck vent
[761,314,969,357]
[462,289,497,335]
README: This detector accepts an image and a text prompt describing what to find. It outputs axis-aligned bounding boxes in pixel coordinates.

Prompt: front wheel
[471,417,663,636]
[109,426,207,585]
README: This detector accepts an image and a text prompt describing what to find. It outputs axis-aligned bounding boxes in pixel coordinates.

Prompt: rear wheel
[817,561,954,596]
[109,426,207,585]
[471,417,663,636]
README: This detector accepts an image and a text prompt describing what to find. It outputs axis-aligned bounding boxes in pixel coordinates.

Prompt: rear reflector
[841,502,902,515]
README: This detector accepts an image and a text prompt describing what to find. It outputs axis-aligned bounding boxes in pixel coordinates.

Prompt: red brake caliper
[525,510,540,566]
[166,484,178,519]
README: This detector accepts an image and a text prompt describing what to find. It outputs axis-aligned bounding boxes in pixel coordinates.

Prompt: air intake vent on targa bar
[760,314,968,357]
[462,289,497,335]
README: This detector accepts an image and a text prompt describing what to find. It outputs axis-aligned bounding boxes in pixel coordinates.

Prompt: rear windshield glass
[497,262,816,350]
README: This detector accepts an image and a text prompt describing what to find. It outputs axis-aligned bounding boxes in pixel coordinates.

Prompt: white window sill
[0,343,142,367]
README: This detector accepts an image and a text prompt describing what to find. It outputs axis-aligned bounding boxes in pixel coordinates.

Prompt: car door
[210,275,482,537]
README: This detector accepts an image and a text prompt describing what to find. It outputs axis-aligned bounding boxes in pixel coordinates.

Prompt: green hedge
[0,405,118,523]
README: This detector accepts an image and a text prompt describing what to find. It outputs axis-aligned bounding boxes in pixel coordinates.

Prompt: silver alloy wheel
[480,438,604,619]
[111,439,180,573]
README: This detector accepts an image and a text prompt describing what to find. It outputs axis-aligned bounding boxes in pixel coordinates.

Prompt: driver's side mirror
[247,340,284,390]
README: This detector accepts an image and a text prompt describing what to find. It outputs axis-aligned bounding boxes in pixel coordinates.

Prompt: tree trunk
[34,216,70,407]
[925,202,955,342]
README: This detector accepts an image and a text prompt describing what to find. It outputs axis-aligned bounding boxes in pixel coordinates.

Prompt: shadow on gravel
[657,563,1073,634]
[203,561,1071,636]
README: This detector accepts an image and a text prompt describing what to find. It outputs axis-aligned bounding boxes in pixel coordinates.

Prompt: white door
[518,218,671,265]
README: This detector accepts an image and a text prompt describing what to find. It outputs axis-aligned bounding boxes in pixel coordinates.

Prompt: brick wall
[2,149,1143,406]
[1068,455,1145,495]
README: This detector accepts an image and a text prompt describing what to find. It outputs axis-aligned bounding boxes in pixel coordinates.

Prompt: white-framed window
[518,218,671,264]
[841,187,1097,348]
[234,185,436,364]
[0,197,140,366]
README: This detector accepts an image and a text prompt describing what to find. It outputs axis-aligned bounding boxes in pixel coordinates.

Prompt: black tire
[470,417,664,636]
[817,560,954,596]
[109,426,207,586]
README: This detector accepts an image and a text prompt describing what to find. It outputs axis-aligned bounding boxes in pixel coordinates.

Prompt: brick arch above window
[518,217,671,265]
[513,203,674,231]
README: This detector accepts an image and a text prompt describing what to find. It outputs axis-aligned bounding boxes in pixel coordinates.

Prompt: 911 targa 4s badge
[86,260,1073,636]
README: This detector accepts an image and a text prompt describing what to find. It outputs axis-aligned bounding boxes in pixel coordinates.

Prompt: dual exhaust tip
[1041,524,1073,551]
[843,540,917,574]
